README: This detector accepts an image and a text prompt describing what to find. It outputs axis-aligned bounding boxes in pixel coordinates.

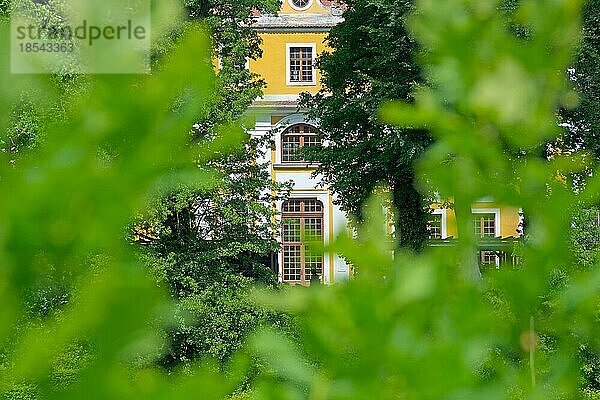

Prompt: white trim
[471,207,501,237]
[431,208,448,239]
[275,113,318,128]
[288,0,314,12]
[254,26,336,33]
[259,94,300,101]
[286,43,317,86]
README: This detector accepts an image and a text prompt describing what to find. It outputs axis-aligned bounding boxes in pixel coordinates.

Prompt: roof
[250,13,344,30]
[251,99,299,108]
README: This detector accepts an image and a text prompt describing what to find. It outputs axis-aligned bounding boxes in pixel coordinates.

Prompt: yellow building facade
[249,0,348,286]
[248,0,521,284]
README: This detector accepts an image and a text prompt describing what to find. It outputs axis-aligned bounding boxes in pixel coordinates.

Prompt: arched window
[289,0,312,10]
[281,199,324,284]
[281,124,320,163]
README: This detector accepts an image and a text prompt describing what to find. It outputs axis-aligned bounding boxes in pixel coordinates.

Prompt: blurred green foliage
[4,0,291,384]
[138,0,292,373]
[570,207,600,271]
[0,1,253,398]
[1,0,599,399]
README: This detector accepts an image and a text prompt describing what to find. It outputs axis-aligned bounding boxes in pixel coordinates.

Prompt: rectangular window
[474,213,496,238]
[480,250,497,265]
[283,245,302,281]
[287,44,316,85]
[479,250,505,269]
[282,218,301,242]
[427,214,442,239]
[281,199,324,285]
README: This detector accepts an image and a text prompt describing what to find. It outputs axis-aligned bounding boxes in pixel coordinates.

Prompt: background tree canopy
[561,0,600,162]
[300,0,432,251]
[138,0,292,371]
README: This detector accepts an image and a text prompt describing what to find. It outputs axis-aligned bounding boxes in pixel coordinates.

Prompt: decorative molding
[274,113,319,129]
[260,94,300,101]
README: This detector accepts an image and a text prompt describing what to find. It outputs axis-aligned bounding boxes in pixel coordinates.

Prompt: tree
[560,0,600,161]
[0,1,82,168]
[137,0,293,370]
[300,0,432,251]
[3,0,290,379]
[0,0,9,16]
[139,131,293,369]
[163,0,281,128]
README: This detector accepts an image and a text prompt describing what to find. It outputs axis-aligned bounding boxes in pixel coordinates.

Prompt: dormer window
[281,124,320,163]
[289,0,313,11]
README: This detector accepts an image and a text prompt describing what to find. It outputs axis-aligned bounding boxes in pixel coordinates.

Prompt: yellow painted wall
[434,203,520,239]
[250,32,329,95]
[446,208,458,238]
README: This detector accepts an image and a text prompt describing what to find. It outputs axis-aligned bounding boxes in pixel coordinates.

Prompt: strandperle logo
[10,0,151,74]
[15,20,148,46]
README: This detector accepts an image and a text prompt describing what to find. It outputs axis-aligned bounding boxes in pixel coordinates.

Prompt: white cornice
[250,13,343,31]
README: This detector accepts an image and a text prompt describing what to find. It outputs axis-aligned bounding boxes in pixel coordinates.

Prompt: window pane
[480,250,503,267]
[303,135,320,148]
[292,0,309,7]
[283,200,301,213]
[283,218,301,242]
[304,250,323,281]
[302,68,313,82]
[304,217,323,240]
[288,125,302,134]
[303,200,322,213]
[283,245,302,281]
[474,213,496,238]
[282,135,301,161]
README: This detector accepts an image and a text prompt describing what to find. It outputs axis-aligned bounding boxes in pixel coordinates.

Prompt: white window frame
[430,209,448,239]
[471,207,501,238]
[286,43,317,86]
[288,0,314,11]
